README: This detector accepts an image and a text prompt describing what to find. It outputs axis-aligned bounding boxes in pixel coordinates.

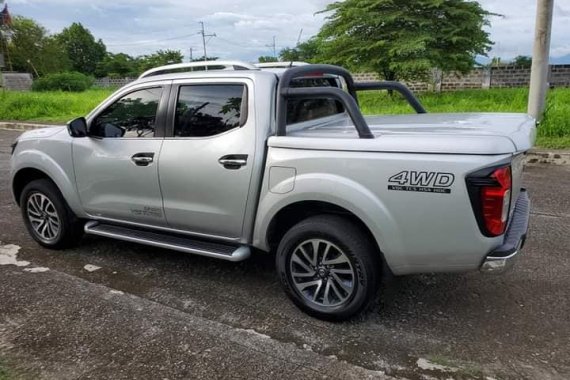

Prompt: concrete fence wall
[93,77,136,88]
[353,64,570,91]
[0,73,33,91]
[3,64,570,92]
[90,65,570,92]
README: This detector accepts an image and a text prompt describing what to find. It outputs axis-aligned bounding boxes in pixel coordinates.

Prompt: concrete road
[0,129,568,379]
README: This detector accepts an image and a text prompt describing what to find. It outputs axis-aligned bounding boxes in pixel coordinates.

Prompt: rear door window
[174,84,247,137]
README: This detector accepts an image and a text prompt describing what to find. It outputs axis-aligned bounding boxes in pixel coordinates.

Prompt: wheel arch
[253,173,403,272]
[11,160,85,218]
[12,167,53,205]
[259,199,394,274]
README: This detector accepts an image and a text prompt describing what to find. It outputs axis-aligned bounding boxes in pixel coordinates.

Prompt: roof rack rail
[138,60,259,79]
[254,61,309,69]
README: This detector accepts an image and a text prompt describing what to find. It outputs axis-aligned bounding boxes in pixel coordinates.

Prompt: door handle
[131,152,154,166]
[219,154,248,170]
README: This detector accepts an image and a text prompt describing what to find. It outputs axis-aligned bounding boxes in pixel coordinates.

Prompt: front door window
[91,87,162,138]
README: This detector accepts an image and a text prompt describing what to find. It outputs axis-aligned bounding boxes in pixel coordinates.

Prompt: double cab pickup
[10,61,533,320]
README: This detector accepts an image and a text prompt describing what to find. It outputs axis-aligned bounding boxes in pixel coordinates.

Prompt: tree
[7,16,70,75]
[511,55,532,68]
[279,38,320,62]
[316,0,495,81]
[489,56,503,67]
[57,22,106,75]
[136,49,184,72]
[95,53,137,78]
[258,56,278,63]
[190,56,218,62]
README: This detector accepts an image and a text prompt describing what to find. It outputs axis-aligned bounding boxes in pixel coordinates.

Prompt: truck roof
[131,60,319,86]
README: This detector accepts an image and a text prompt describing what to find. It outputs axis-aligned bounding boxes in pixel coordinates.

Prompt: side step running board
[84,221,251,262]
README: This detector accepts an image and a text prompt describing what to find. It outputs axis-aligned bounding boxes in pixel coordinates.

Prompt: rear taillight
[480,167,511,236]
[467,165,512,237]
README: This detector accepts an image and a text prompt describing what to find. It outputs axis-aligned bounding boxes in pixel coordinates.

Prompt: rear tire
[276,215,380,321]
[20,179,83,249]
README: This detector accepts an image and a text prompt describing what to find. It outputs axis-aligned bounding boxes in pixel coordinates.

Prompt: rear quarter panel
[254,146,511,275]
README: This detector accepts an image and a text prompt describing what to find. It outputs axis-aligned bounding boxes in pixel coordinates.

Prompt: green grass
[0,88,112,123]
[0,360,11,380]
[359,87,570,148]
[0,87,569,148]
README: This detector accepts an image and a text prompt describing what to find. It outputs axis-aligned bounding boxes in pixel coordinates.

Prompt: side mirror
[67,117,88,138]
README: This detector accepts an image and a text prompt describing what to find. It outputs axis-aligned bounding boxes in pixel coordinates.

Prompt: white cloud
[479,0,570,60]
[6,0,570,62]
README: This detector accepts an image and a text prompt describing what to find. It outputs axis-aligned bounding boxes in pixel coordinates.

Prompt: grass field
[0,360,10,380]
[1,87,568,148]
[0,88,111,123]
[359,88,570,149]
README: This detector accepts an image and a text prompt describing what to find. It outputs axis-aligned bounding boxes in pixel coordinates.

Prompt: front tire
[20,179,83,249]
[276,215,380,321]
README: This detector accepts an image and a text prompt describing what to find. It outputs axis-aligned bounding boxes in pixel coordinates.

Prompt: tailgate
[510,153,526,220]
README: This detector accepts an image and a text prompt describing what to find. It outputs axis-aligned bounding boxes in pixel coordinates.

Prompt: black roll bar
[276,64,427,138]
[285,87,374,138]
[354,81,427,114]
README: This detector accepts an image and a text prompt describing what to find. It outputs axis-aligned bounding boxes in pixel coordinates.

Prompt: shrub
[32,72,94,92]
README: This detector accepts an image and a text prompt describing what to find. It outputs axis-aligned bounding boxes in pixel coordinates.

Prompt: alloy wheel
[27,192,61,243]
[289,238,356,307]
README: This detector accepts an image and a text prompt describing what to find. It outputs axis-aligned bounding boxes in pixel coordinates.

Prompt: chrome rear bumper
[480,189,530,274]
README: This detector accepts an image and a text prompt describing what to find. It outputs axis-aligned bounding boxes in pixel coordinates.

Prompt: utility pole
[189,47,193,62]
[199,21,216,62]
[266,36,276,58]
[528,0,554,120]
[296,29,303,46]
[272,36,276,58]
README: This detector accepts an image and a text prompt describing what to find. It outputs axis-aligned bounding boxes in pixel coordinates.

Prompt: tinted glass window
[287,77,344,124]
[91,87,162,138]
[174,85,246,137]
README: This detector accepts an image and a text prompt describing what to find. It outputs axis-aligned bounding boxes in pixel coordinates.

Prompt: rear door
[158,79,256,239]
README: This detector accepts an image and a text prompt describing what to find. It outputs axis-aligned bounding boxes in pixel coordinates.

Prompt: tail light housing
[466,165,512,237]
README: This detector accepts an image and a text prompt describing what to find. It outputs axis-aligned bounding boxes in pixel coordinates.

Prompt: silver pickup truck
[10,61,533,320]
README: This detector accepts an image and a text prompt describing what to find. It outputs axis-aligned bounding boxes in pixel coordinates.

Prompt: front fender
[253,173,404,271]
[10,140,86,217]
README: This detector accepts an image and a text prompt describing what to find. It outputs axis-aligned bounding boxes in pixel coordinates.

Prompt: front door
[158,81,256,239]
[73,84,169,226]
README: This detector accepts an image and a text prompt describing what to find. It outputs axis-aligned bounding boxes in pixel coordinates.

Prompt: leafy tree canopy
[190,56,218,62]
[95,52,137,78]
[57,22,106,75]
[316,0,495,80]
[279,38,320,63]
[511,55,532,68]
[258,56,278,63]
[7,16,71,75]
[137,49,183,72]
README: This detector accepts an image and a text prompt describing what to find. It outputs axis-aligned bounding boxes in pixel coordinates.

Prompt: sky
[4,0,570,64]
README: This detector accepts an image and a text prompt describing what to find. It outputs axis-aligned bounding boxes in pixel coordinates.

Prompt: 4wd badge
[388,171,454,194]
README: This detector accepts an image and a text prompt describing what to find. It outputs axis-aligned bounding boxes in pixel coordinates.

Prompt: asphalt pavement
[0,128,568,379]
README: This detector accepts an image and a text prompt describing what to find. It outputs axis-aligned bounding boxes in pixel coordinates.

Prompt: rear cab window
[286,76,345,125]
